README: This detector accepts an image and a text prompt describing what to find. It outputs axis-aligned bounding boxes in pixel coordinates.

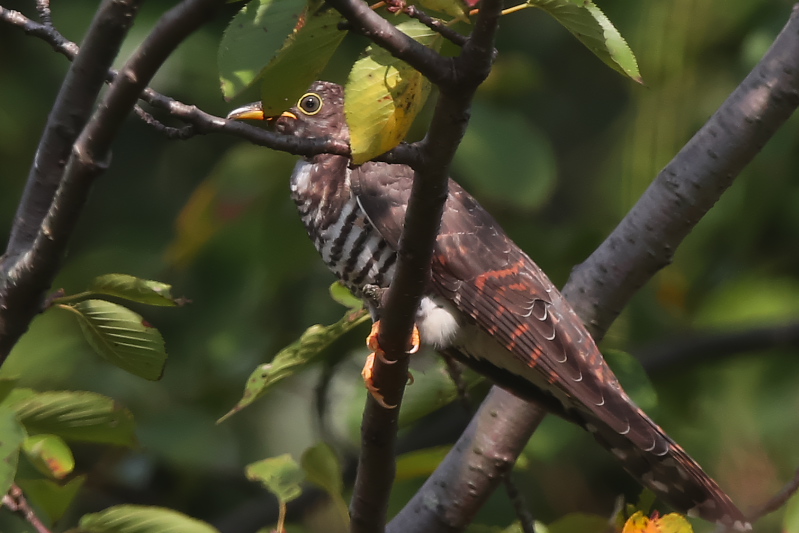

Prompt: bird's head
[226,81,349,143]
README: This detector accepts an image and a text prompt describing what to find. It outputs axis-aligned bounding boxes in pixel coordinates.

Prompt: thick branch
[0,0,140,261]
[388,5,799,532]
[348,0,502,530]
[563,5,799,342]
[0,0,227,362]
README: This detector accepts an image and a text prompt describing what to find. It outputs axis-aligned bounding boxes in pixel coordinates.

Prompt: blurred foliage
[2,0,799,531]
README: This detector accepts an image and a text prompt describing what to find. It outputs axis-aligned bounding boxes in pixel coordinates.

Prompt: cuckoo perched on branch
[228,81,750,531]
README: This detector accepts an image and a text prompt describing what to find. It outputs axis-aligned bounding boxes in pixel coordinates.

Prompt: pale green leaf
[218,0,307,100]
[76,505,219,533]
[219,308,368,422]
[246,454,304,503]
[62,299,167,381]
[329,282,362,310]
[23,434,75,479]
[784,490,799,533]
[86,274,180,307]
[346,19,442,164]
[17,476,85,523]
[399,361,483,427]
[259,0,348,115]
[12,391,136,446]
[301,442,349,527]
[526,0,641,82]
[396,445,451,481]
[0,406,26,497]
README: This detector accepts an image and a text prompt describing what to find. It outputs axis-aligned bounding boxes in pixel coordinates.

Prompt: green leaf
[258,0,348,115]
[301,442,349,526]
[246,454,304,503]
[398,361,483,427]
[0,407,26,497]
[784,489,799,533]
[62,299,167,381]
[17,476,85,523]
[86,274,181,307]
[346,19,443,164]
[602,349,658,412]
[329,282,362,310]
[0,377,20,404]
[219,307,368,422]
[12,391,137,446]
[218,0,307,100]
[453,102,556,211]
[396,445,450,481]
[22,434,75,479]
[526,0,641,83]
[75,505,220,533]
[414,0,468,19]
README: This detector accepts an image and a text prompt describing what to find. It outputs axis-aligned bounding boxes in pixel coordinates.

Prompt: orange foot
[362,321,421,409]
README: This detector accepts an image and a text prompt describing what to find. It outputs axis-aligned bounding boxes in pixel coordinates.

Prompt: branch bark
[0,0,227,361]
[346,0,501,531]
[388,5,799,532]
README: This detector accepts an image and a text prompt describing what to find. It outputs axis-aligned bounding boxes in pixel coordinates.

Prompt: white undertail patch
[417,296,460,348]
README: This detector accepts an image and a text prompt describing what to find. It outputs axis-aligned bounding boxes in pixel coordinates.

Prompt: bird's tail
[572,399,751,531]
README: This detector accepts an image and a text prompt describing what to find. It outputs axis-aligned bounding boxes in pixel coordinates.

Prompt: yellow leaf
[621,511,693,533]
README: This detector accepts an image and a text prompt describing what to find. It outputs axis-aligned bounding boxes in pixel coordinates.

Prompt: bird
[227,80,750,530]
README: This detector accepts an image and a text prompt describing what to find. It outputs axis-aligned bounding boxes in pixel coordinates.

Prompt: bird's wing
[350,161,648,440]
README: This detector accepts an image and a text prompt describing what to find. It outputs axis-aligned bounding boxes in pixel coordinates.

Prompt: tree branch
[388,5,799,532]
[348,0,502,530]
[0,0,227,361]
[636,321,799,375]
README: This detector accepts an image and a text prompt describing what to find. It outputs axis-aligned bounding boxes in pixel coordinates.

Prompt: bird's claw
[362,321,422,408]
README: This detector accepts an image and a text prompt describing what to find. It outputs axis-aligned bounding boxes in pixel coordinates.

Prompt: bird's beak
[226,102,266,121]
[226,102,298,122]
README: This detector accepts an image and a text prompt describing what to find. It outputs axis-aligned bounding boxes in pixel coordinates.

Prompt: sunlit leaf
[452,102,556,211]
[0,407,26,497]
[259,0,348,115]
[301,442,349,526]
[526,0,641,83]
[218,0,307,100]
[12,391,136,446]
[346,20,443,164]
[17,476,85,523]
[85,274,181,307]
[414,0,468,19]
[219,307,368,422]
[246,454,304,502]
[22,434,74,479]
[61,299,167,381]
[76,505,219,533]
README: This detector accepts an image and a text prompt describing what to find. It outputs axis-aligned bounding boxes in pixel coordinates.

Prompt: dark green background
[2,0,798,531]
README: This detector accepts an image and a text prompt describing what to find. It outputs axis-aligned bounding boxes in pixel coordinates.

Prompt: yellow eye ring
[297,92,323,115]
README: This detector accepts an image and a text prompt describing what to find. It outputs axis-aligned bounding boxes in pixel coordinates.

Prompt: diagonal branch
[388,4,799,532]
[0,0,228,362]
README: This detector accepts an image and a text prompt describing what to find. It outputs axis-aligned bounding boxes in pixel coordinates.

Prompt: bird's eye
[298,93,322,115]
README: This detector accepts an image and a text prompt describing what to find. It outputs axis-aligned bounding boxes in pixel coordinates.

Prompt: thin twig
[404,5,467,46]
[134,105,197,139]
[747,466,799,522]
[3,485,52,533]
[35,0,52,26]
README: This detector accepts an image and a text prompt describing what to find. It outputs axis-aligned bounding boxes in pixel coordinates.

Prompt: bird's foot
[362,321,421,409]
